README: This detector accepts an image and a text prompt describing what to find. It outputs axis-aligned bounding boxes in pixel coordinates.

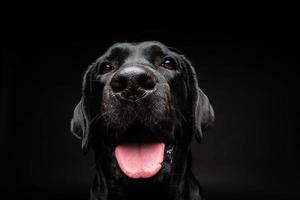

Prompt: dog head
[71,41,214,185]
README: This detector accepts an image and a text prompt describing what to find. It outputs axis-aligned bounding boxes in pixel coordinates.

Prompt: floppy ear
[70,99,90,152]
[184,57,215,142]
[193,88,215,142]
[70,66,94,153]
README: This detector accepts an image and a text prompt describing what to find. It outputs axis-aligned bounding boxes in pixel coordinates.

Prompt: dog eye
[99,61,114,74]
[160,57,176,70]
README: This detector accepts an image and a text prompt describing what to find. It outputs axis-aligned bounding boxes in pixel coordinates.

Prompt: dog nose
[110,66,156,99]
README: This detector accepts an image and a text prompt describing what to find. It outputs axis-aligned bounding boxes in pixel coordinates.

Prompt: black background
[1,2,299,200]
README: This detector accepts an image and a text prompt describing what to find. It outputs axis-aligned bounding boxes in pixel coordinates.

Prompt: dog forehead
[105,41,169,58]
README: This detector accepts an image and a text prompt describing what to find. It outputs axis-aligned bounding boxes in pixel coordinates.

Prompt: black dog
[71,41,214,200]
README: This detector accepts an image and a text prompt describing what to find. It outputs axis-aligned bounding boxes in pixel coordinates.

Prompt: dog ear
[183,56,215,142]
[193,88,215,142]
[70,66,94,153]
[70,99,90,152]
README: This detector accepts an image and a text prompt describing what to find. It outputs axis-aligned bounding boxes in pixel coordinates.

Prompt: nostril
[138,73,156,90]
[110,76,127,92]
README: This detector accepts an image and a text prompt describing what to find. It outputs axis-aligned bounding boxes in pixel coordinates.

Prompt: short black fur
[71,41,214,200]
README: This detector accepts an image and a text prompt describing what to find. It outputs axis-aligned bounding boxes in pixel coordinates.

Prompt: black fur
[71,41,214,200]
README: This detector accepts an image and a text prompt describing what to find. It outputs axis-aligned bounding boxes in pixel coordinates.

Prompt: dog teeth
[166,146,173,155]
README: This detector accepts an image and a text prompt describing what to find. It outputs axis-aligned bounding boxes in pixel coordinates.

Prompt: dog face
[71,41,214,186]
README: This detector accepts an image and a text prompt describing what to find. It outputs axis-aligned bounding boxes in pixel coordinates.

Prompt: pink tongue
[115,142,165,179]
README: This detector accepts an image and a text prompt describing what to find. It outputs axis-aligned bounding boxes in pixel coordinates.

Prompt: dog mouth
[115,142,165,179]
[113,122,175,179]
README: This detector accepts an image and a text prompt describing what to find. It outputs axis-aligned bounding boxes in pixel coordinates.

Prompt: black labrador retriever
[71,41,214,200]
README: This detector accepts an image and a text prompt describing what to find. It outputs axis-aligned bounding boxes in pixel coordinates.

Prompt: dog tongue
[115,142,165,179]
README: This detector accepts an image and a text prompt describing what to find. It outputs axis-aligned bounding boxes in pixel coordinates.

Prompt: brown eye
[160,57,176,70]
[99,61,114,74]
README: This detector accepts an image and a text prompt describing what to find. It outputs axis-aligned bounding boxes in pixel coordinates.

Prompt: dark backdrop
[1,3,299,200]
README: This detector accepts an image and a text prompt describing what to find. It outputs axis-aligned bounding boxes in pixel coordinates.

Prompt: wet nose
[110,66,156,100]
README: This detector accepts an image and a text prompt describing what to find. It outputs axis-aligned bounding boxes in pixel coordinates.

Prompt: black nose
[110,66,156,99]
